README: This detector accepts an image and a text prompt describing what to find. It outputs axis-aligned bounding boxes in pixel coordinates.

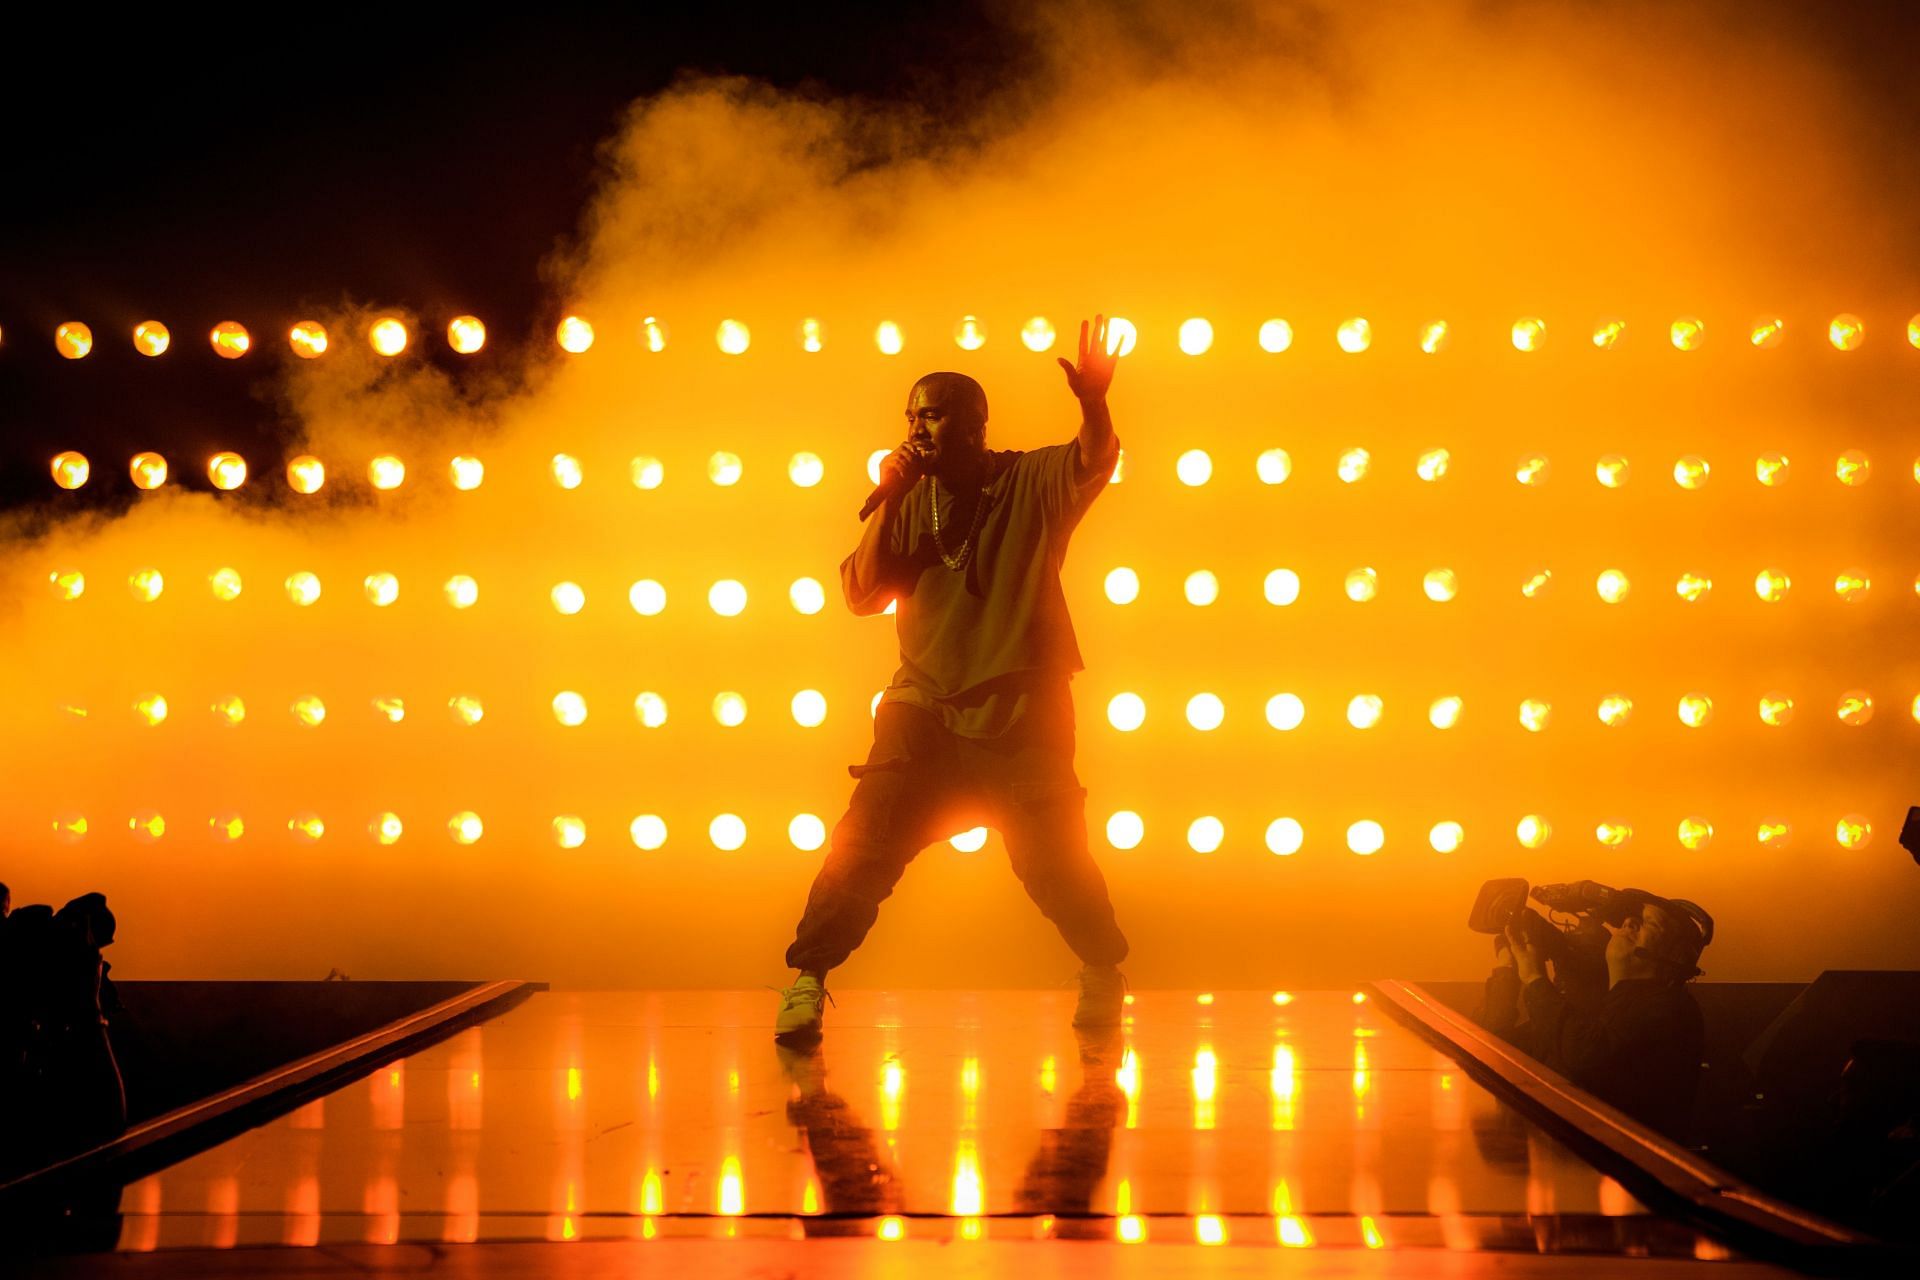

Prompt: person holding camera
[1477,887,1711,1136]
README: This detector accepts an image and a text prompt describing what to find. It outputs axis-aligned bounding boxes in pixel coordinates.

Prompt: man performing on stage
[775,315,1130,1041]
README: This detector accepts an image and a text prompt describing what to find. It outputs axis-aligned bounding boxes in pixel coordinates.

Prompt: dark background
[2,1,1917,514]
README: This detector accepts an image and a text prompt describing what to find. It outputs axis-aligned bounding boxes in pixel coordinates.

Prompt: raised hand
[1057,314,1119,404]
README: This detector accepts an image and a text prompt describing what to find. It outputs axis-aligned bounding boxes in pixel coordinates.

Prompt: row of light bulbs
[44,445,1919,492]
[46,565,1914,610]
[46,809,1878,852]
[81,687,1912,731]
[29,313,1920,360]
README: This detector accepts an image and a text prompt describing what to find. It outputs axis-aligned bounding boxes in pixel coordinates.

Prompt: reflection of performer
[777,1045,902,1236]
[1014,1027,1126,1233]
[776,318,1130,1041]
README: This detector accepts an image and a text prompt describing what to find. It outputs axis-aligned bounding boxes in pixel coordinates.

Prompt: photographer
[1476,886,1711,1136]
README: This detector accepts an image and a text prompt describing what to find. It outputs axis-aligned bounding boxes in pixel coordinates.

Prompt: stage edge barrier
[1367,978,1904,1276]
[0,978,544,1209]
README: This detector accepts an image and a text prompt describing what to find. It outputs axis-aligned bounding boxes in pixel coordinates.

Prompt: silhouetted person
[1,881,11,917]
[776,317,1130,1040]
[1481,893,1710,1136]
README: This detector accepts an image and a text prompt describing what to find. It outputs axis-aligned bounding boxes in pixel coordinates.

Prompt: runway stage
[44,987,1808,1277]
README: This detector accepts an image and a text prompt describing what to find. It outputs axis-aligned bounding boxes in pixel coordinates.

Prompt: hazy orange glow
[370,318,408,356]
[556,315,595,353]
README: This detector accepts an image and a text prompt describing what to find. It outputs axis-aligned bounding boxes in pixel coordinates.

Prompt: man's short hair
[912,371,989,425]
[1639,898,1709,975]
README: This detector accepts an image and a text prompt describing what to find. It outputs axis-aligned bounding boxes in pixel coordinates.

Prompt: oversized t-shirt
[840,441,1110,738]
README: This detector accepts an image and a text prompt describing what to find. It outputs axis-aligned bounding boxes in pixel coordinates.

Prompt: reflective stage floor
[92,989,1791,1275]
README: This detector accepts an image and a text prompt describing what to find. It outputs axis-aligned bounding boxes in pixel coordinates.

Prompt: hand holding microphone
[859,439,934,521]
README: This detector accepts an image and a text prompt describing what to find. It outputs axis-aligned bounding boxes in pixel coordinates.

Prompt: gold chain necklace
[930,481,987,571]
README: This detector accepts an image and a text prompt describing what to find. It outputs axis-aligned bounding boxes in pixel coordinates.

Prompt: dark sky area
[1,1,1915,514]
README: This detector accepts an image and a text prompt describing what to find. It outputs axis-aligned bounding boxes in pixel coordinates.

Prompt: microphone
[858,447,928,521]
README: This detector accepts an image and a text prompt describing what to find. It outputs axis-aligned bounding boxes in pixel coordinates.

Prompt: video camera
[1468,878,1714,979]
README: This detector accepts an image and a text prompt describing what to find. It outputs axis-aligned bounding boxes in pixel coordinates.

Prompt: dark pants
[786,698,1129,973]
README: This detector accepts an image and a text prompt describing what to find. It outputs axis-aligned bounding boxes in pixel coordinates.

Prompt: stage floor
[101,988,1777,1271]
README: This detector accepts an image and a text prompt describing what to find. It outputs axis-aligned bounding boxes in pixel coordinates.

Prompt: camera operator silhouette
[1472,880,1713,1136]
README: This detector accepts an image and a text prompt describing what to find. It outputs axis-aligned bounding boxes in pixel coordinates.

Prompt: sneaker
[1072,964,1128,1028]
[775,973,831,1042]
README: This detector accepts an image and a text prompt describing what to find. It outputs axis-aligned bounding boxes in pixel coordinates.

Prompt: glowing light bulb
[556,315,594,353]
[716,319,750,354]
[1828,314,1864,351]
[363,572,399,607]
[789,814,826,851]
[371,697,403,723]
[1592,319,1626,349]
[708,579,747,616]
[1678,694,1714,728]
[367,813,403,845]
[1263,568,1300,606]
[791,689,827,727]
[449,812,484,845]
[1754,569,1791,602]
[1515,454,1550,485]
[1183,570,1218,606]
[1178,317,1213,355]
[550,453,583,490]
[639,315,669,351]
[1429,696,1463,729]
[1835,450,1870,486]
[866,449,890,485]
[1758,819,1791,848]
[1108,692,1146,732]
[1107,811,1144,850]
[54,321,93,359]
[369,455,406,490]
[1836,815,1872,849]
[291,695,327,727]
[1837,690,1873,727]
[1677,817,1713,850]
[1423,568,1457,602]
[1186,692,1225,731]
[1596,455,1629,488]
[874,321,904,355]
[1675,572,1712,603]
[1834,570,1870,602]
[1265,817,1304,855]
[130,452,169,489]
[1596,820,1633,847]
[788,577,824,614]
[449,695,485,726]
[630,455,663,489]
[1020,316,1055,353]
[1521,569,1553,599]
[1347,820,1384,855]
[289,321,328,357]
[1758,693,1794,726]
[444,575,479,609]
[1255,448,1293,485]
[1103,567,1140,604]
[708,451,743,486]
[369,318,408,356]
[788,452,823,487]
[286,455,325,494]
[630,814,667,850]
[1596,569,1630,603]
[552,691,588,727]
[1511,317,1546,351]
[1673,456,1710,489]
[129,568,164,601]
[210,813,244,842]
[1344,567,1378,602]
[953,315,987,351]
[712,692,747,727]
[1750,317,1785,348]
[1669,317,1705,351]
[49,569,85,600]
[134,693,168,726]
[1337,447,1371,483]
[1176,449,1213,485]
[1337,317,1372,353]
[634,692,668,728]
[1597,694,1633,726]
[1430,821,1464,853]
[288,813,325,843]
[950,826,988,853]
[1258,318,1294,353]
[1418,320,1450,354]
[1756,452,1789,486]
[551,582,585,615]
[1104,318,1137,356]
[1188,816,1225,853]
[447,315,486,354]
[210,321,251,358]
[1910,314,1920,349]
[710,814,746,851]
[1346,694,1383,729]
[51,451,89,489]
[1416,448,1450,481]
[129,811,164,843]
[1266,693,1306,731]
[1518,699,1552,732]
[285,571,321,606]
[551,816,587,849]
[1517,814,1552,848]
[132,320,169,356]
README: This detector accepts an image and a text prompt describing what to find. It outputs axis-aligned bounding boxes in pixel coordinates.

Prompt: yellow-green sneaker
[775,973,831,1042]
